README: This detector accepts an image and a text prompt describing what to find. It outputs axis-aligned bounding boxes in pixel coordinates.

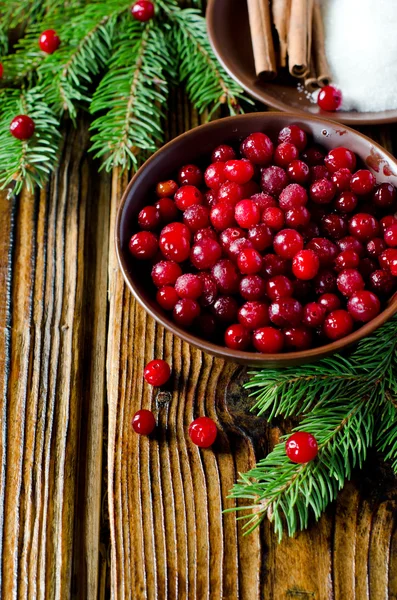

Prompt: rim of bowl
[116,112,397,365]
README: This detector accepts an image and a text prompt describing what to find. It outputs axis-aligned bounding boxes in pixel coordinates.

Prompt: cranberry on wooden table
[144,359,171,386]
[188,417,217,448]
[132,410,156,435]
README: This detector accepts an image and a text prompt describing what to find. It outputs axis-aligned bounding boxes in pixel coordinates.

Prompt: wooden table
[1,96,397,599]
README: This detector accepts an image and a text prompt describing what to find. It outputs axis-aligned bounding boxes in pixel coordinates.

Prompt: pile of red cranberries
[128,125,397,354]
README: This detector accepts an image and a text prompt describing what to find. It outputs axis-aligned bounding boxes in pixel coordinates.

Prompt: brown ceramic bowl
[116,113,397,367]
[206,0,397,125]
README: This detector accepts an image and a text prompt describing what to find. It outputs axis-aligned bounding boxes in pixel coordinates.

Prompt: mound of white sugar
[321,0,397,112]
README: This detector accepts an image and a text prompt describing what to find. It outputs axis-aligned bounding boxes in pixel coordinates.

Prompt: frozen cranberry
[317,85,342,111]
[292,249,320,280]
[284,326,312,350]
[337,236,365,257]
[370,269,395,295]
[379,248,397,270]
[314,269,337,294]
[239,275,267,300]
[334,250,360,272]
[366,237,386,257]
[287,159,310,184]
[262,254,289,277]
[334,191,358,213]
[284,206,310,229]
[269,298,303,327]
[195,312,217,339]
[159,231,190,262]
[237,248,263,274]
[380,215,397,234]
[278,124,307,151]
[261,165,288,196]
[240,132,273,165]
[347,290,381,323]
[310,178,336,204]
[250,192,277,210]
[266,275,293,300]
[321,214,348,240]
[325,147,357,173]
[373,183,397,209]
[224,324,251,350]
[129,231,158,259]
[154,198,179,223]
[210,203,236,230]
[132,410,156,435]
[194,227,217,243]
[337,269,365,297]
[204,189,218,209]
[173,298,200,327]
[198,273,218,307]
[384,225,397,247]
[279,183,308,210]
[262,206,285,231]
[178,164,202,187]
[310,165,330,182]
[174,185,203,210]
[151,260,182,287]
[234,199,260,228]
[274,142,299,167]
[238,301,269,329]
[211,259,240,294]
[252,327,284,353]
[349,213,379,241]
[350,170,376,195]
[212,295,239,323]
[156,284,179,311]
[183,205,210,232]
[211,144,236,163]
[156,180,178,198]
[306,237,338,267]
[227,237,254,261]
[224,159,254,184]
[241,180,261,197]
[190,238,222,270]
[144,359,170,386]
[302,302,326,327]
[301,221,320,242]
[318,293,341,313]
[323,309,353,340]
[161,221,191,241]
[204,162,227,190]
[247,224,273,251]
[174,274,203,299]
[220,227,245,249]
[217,181,244,205]
[273,229,303,259]
[331,168,352,192]
[301,145,326,166]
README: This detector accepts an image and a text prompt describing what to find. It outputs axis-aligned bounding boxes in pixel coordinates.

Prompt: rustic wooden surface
[1,95,397,599]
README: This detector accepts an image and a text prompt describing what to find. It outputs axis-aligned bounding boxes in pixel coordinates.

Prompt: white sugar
[320,0,397,112]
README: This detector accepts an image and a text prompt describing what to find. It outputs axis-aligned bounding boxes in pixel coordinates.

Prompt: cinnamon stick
[287,0,313,78]
[247,0,277,79]
[312,0,332,86]
[271,0,291,68]
[303,56,319,92]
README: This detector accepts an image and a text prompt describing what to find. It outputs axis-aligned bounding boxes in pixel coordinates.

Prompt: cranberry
[287,159,310,184]
[132,409,156,435]
[349,213,379,241]
[39,29,61,53]
[247,224,273,251]
[204,162,227,190]
[0,64,3,78]
[204,189,218,209]
[224,159,254,184]
[321,214,348,240]
[154,198,179,223]
[370,270,395,295]
[238,301,269,329]
[334,191,358,214]
[310,178,336,204]
[178,164,202,186]
[284,326,313,351]
[314,269,337,294]
[323,309,353,340]
[337,236,365,257]
[224,324,251,350]
[234,199,260,229]
[306,237,338,266]
[310,165,330,182]
[286,432,318,463]
[302,302,326,327]
[9,115,35,140]
[227,237,254,261]
[278,124,307,151]
[324,147,356,173]
[334,250,360,271]
[269,298,303,327]
[240,132,273,165]
[384,225,397,247]
[261,165,288,196]
[161,221,191,241]
[156,180,178,198]
[262,254,289,277]
[331,168,352,192]
[129,231,158,259]
[379,248,397,270]
[237,248,263,274]
[317,85,342,111]
[183,205,210,232]
[175,185,203,210]
[318,293,341,313]
[144,358,171,386]
[211,259,240,293]
[337,268,365,297]
[292,249,320,280]
[262,206,285,231]
[391,258,397,277]
[274,142,299,167]
[151,260,182,287]
[252,327,284,353]
[211,144,236,163]
[266,275,293,300]
[249,193,276,212]
[198,273,218,307]
[173,298,200,327]
[239,275,267,300]
[301,145,326,166]
[220,227,245,249]
[284,206,310,229]
[217,181,244,205]
[194,227,218,243]
[373,183,397,209]
[347,290,381,323]
[159,231,190,262]
[189,416,217,448]
[131,0,154,21]
[190,238,222,270]
[174,274,203,299]
[212,295,239,323]
[279,183,308,210]
[156,286,179,310]
[350,170,376,195]
[366,237,386,257]
[380,215,397,234]
[273,229,303,259]
[210,203,236,230]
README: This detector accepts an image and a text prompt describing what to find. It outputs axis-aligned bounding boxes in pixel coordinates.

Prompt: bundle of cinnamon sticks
[247,0,331,91]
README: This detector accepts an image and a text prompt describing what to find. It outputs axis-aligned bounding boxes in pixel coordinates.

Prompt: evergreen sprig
[228,315,397,540]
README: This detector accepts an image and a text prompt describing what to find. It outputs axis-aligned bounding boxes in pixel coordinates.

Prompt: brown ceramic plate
[116,113,397,367]
[206,0,397,125]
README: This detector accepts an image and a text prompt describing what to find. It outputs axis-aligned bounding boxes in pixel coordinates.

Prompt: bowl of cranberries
[116,113,397,366]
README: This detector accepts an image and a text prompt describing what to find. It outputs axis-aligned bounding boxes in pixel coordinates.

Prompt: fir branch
[0,87,61,194]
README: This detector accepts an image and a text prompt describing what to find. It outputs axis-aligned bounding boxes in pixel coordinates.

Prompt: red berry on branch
[189,416,217,448]
[286,432,318,463]
[144,359,171,386]
[10,115,35,140]
[131,0,155,21]
[132,409,156,435]
[39,29,61,54]
[317,85,342,111]
[0,63,3,78]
